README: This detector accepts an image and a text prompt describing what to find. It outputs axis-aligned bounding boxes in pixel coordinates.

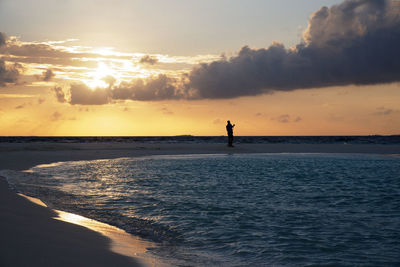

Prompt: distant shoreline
[1,135,399,146]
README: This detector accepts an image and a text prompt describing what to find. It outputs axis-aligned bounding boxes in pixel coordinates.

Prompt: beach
[1,141,399,266]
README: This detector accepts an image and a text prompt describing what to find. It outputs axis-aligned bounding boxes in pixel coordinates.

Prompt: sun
[85,62,116,89]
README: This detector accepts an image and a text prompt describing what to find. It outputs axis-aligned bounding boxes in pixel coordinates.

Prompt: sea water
[3,153,400,266]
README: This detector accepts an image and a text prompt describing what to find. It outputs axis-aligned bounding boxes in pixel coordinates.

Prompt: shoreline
[1,142,399,266]
[1,142,400,171]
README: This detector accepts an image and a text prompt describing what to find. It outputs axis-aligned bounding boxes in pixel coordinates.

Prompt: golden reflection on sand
[19,193,160,267]
[18,193,47,207]
[55,210,157,262]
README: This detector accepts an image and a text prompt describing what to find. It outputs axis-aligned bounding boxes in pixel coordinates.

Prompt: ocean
[2,152,400,266]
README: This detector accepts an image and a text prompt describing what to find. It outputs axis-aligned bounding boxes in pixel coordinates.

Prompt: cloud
[42,69,55,81]
[69,83,111,105]
[79,107,90,112]
[0,33,21,86]
[160,107,173,115]
[0,32,6,46]
[57,0,400,105]
[271,114,302,123]
[36,69,55,81]
[15,102,32,109]
[52,86,66,103]
[186,0,400,99]
[38,97,45,104]
[0,59,20,87]
[275,114,290,123]
[139,55,159,65]
[64,75,186,104]
[51,111,62,121]
[294,116,302,122]
[374,106,398,116]
[15,104,25,109]
[51,111,76,121]
[102,75,116,87]
[0,36,130,68]
[112,74,185,101]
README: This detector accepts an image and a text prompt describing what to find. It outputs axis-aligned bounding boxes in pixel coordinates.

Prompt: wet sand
[0,177,140,267]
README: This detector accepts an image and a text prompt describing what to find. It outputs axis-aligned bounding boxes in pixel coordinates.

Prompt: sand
[0,177,140,267]
[0,141,399,266]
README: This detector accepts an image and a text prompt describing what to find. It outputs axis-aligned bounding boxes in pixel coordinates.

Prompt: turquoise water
[4,153,400,266]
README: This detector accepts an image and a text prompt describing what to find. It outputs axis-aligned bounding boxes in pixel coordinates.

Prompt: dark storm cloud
[139,55,159,65]
[187,0,400,99]
[112,0,400,102]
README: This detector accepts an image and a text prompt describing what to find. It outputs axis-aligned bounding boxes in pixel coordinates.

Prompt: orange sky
[0,0,399,136]
[1,79,399,136]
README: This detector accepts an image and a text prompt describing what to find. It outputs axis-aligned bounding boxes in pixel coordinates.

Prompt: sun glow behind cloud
[0,35,218,91]
[85,62,117,89]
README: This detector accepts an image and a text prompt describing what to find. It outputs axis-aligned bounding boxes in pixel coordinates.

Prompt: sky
[0,0,399,136]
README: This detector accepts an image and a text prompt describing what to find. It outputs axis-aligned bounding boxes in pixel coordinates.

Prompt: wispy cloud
[15,102,31,109]
[51,111,62,121]
[373,106,399,116]
[160,107,174,115]
[0,33,219,91]
[0,93,34,99]
[271,114,302,123]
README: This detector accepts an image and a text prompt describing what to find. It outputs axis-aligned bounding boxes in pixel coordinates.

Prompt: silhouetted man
[226,120,235,147]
